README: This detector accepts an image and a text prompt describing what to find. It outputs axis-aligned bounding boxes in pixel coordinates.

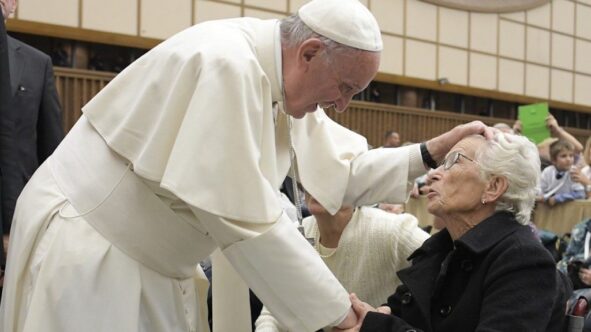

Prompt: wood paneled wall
[328,101,591,147]
[52,67,591,146]
[54,67,115,131]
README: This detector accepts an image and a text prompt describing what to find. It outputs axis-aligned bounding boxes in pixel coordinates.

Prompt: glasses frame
[442,151,477,170]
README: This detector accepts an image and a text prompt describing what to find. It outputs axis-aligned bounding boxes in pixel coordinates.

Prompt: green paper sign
[518,103,550,144]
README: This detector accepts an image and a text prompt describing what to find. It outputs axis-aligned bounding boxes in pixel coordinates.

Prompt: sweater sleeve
[255,306,288,332]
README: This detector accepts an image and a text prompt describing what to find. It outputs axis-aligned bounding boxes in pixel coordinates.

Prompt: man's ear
[297,38,324,65]
[483,176,508,203]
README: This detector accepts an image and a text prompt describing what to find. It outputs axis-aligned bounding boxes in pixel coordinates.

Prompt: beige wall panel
[499,20,525,60]
[500,11,525,22]
[575,74,591,106]
[380,35,403,75]
[470,13,498,54]
[371,0,404,35]
[245,0,287,12]
[438,46,467,85]
[575,39,591,74]
[82,0,137,35]
[406,0,437,41]
[141,0,191,39]
[526,27,550,65]
[290,0,310,12]
[551,69,574,103]
[195,1,241,23]
[551,33,574,70]
[439,7,468,48]
[526,3,550,29]
[498,59,524,94]
[525,64,549,98]
[18,0,78,27]
[552,0,575,35]
[577,0,591,5]
[469,53,496,90]
[405,40,436,80]
[576,4,591,40]
[244,9,285,20]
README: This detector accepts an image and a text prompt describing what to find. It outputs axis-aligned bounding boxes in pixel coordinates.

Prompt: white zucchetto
[298,0,383,52]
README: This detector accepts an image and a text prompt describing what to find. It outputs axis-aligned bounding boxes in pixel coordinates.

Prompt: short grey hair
[475,133,540,225]
[280,14,362,58]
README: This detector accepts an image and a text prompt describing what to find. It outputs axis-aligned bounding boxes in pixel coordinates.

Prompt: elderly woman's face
[425,136,488,217]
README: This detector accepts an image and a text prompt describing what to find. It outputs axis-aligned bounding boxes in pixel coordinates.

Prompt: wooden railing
[53,67,116,131]
[53,67,591,146]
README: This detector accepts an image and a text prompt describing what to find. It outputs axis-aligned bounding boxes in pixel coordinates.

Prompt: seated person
[537,139,586,206]
[338,133,570,332]
[255,196,429,332]
[558,218,591,290]
[571,136,591,198]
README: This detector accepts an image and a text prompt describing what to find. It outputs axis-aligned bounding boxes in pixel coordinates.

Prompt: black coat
[361,212,570,332]
[0,36,63,231]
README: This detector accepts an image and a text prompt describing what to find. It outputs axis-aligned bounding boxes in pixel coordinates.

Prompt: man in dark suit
[0,4,12,293]
[0,0,63,253]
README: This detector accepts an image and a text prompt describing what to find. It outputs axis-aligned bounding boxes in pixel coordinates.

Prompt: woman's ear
[483,176,508,203]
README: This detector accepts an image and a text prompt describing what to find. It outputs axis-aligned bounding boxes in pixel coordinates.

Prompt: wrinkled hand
[335,307,359,330]
[426,121,495,164]
[332,294,389,332]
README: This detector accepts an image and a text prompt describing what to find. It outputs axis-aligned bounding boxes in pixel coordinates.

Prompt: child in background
[538,140,586,206]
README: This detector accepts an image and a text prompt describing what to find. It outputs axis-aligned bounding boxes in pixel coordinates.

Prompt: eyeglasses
[441,151,477,170]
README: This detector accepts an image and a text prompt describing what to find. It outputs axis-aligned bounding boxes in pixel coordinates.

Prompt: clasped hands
[333,293,391,332]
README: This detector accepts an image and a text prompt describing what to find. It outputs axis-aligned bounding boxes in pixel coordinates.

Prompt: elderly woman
[338,133,570,332]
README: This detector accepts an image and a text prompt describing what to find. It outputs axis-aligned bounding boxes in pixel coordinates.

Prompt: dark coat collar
[409,211,524,260]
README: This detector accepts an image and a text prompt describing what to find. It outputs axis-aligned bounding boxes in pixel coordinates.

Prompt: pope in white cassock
[0,0,492,331]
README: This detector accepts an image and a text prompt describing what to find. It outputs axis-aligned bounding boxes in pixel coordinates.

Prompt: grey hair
[280,14,362,58]
[475,133,540,225]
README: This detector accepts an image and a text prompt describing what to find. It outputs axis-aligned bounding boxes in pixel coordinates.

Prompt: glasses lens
[444,151,459,170]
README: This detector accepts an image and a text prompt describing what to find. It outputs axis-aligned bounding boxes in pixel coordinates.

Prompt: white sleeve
[343,145,425,207]
[191,206,350,332]
[255,306,288,332]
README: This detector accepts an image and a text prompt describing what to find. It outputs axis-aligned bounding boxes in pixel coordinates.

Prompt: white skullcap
[298,0,383,52]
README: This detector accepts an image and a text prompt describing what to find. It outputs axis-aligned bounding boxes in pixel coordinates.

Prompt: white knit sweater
[255,207,429,332]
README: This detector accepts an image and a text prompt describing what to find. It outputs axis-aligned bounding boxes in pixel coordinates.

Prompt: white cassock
[0,18,425,332]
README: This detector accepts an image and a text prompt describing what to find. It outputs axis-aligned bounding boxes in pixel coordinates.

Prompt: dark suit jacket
[0,36,63,232]
[0,12,11,267]
[361,212,570,332]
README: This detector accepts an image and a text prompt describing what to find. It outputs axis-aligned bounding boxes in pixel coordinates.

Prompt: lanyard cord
[278,91,315,245]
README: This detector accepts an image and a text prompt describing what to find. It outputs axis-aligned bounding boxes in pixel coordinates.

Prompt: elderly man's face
[284,40,380,119]
[425,136,488,217]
